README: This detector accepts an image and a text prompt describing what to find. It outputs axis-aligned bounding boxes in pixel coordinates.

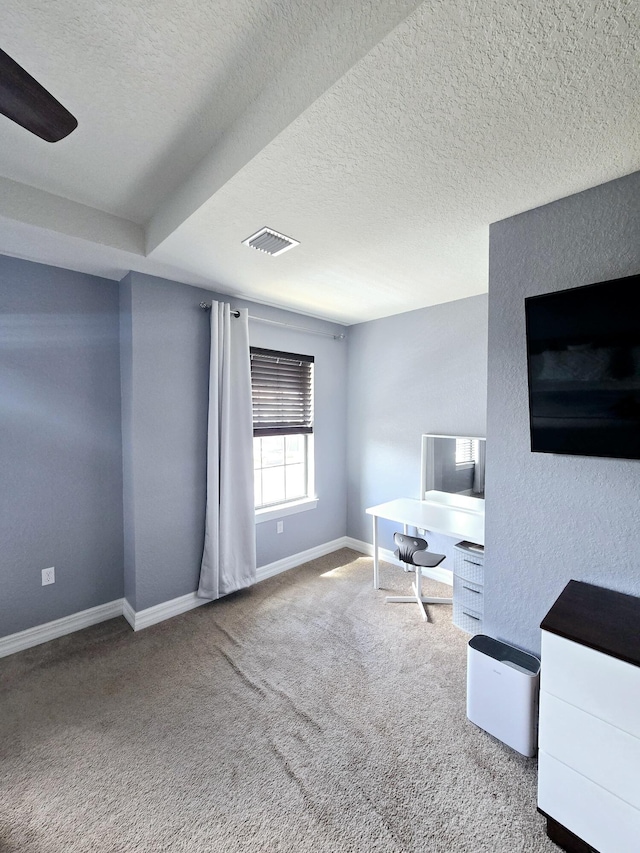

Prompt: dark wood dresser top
[541,579,640,668]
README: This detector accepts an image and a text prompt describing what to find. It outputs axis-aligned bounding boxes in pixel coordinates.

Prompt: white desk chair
[385,532,451,622]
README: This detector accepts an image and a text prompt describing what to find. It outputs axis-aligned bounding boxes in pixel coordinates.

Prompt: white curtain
[198,302,256,600]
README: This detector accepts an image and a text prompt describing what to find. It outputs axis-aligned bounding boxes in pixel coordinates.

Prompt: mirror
[421,434,486,501]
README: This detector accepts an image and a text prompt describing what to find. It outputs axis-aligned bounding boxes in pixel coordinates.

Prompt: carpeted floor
[0,550,557,852]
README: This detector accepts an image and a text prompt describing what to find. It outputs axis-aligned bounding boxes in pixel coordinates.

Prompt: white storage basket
[453,601,483,635]
[453,541,485,584]
[454,575,484,612]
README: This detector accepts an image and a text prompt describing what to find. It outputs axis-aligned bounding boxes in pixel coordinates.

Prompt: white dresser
[452,540,484,634]
[538,581,640,853]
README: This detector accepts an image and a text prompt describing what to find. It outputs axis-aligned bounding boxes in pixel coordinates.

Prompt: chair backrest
[393,532,428,565]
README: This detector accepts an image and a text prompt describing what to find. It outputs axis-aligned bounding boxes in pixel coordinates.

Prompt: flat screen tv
[525,273,640,460]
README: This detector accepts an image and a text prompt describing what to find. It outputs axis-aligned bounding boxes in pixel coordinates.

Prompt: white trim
[255,497,318,523]
[0,599,124,659]
[0,536,393,653]
[122,598,136,630]
[344,537,453,586]
[256,537,350,582]
[125,537,352,631]
[125,592,208,632]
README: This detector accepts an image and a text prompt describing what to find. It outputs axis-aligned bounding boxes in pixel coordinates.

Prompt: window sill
[255,498,318,523]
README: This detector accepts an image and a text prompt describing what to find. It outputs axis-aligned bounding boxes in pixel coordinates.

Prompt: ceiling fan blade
[0,48,77,142]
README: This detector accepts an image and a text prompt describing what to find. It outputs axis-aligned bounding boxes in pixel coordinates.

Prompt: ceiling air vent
[242,227,299,257]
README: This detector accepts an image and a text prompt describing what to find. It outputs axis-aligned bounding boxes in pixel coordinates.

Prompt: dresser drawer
[540,690,640,810]
[541,631,640,739]
[453,574,484,613]
[453,600,482,634]
[538,750,640,853]
[452,543,484,583]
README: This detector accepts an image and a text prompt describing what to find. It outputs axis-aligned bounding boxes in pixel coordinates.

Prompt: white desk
[365,494,485,589]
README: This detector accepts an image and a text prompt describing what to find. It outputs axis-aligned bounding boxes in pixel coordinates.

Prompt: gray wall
[484,171,640,655]
[0,256,123,637]
[15,166,638,644]
[119,274,137,608]
[122,272,348,611]
[119,273,210,611]
[345,295,488,562]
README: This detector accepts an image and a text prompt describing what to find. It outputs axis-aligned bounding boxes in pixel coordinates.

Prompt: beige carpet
[0,550,557,852]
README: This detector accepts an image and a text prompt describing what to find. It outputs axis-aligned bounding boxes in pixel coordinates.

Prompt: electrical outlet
[276,521,284,534]
[41,567,55,586]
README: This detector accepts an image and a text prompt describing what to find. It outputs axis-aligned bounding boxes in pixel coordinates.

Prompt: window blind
[455,438,474,464]
[250,347,314,436]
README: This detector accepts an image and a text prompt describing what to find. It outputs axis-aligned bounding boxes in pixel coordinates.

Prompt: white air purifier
[467,634,540,757]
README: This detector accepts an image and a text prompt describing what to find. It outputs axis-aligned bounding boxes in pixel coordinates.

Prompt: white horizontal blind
[250,347,314,436]
[455,438,474,464]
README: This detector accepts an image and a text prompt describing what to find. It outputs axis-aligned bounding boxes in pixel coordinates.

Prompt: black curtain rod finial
[199,302,240,317]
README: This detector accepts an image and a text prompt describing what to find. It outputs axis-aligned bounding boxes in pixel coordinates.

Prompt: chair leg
[385,564,430,621]
[385,563,452,622]
[385,562,421,610]
[413,564,428,621]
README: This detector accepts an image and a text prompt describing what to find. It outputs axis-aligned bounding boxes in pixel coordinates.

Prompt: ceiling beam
[145,0,424,256]
[0,176,144,254]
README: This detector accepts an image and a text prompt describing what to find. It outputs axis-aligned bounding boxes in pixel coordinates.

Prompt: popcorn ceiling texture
[484,170,640,656]
[0,0,422,223]
[153,0,640,322]
[0,1,638,322]
[0,550,555,853]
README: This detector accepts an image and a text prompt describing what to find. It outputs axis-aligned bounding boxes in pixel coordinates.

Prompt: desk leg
[372,515,379,589]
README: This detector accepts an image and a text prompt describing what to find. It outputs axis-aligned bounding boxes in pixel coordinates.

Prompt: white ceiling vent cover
[242,227,299,256]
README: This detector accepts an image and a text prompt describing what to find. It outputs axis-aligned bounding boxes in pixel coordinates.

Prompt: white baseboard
[0,535,396,655]
[256,536,351,582]
[0,599,124,659]
[344,537,453,586]
[124,591,208,632]
[127,537,353,631]
[121,597,136,630]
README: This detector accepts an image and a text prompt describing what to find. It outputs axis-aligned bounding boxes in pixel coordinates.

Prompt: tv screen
[525,274,640,460]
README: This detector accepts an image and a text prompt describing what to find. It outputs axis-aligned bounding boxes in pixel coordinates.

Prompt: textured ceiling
[0,0,638,323]
[0,0,368,222]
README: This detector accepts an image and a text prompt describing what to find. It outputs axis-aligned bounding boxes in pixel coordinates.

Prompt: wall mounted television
[525,273,640,460]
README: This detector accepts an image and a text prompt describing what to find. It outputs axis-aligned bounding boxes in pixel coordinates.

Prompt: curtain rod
[199,303,345,340]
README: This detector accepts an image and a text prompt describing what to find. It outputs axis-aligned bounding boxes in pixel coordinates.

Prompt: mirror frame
[420,433,486,503]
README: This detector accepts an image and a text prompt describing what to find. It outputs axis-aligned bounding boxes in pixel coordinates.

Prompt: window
[250,348,314,510]
[455,438,474,465]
